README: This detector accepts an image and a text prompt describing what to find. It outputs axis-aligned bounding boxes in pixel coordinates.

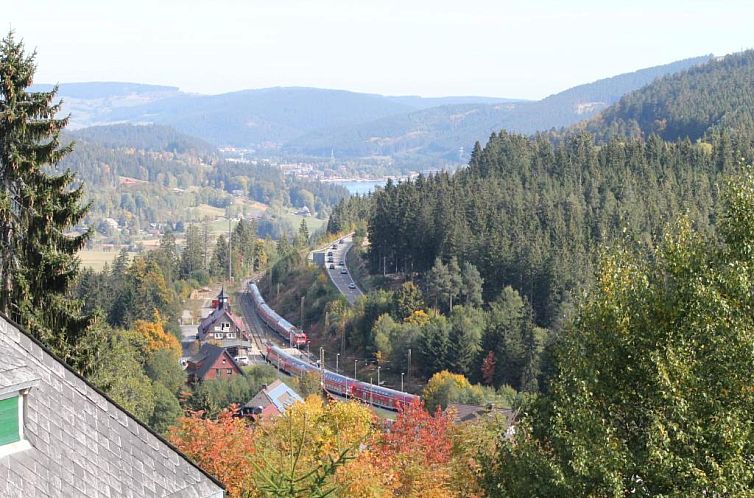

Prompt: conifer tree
[180,224,205,277]
[295,218,309,247]
[209,234,229,278]
[0,32,90,358]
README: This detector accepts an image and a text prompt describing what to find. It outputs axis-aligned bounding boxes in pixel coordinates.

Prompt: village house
[185,343,244,384]
[197,288,248,344]
[237,379,302,421]
[0,313,224,497]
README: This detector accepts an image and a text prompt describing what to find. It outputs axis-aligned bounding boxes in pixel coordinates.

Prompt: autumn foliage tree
[168,408,255,497]
[422,370,483,413]
[252,396,375,497]
[133,312,181,356]
[370,400,454,497]
[480,351,495,386]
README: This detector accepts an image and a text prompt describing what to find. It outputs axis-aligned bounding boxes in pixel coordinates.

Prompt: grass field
[190,203,226,219]
[78,250,136,270]
[278,211,327,234]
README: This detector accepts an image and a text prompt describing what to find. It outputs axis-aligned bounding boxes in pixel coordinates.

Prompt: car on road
[340,268,348,274]
[329,264,335,269]
[338,261,345,266]
[327,251,333,256]
[234,355,249,366]
[331,244,338,249]
[348,283,357,289]
[339,239,344,244]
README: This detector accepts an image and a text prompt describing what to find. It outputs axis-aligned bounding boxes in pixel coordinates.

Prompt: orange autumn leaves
[168,396,482,498]
[133,311,181,357]
[168,409,254,497]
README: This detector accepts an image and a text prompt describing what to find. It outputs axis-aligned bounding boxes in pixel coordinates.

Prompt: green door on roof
[0,396,20,445]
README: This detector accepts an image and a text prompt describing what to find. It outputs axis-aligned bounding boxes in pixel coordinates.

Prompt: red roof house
[185,343,243,383]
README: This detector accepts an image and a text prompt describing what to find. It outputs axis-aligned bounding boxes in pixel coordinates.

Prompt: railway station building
[197,288,254,358]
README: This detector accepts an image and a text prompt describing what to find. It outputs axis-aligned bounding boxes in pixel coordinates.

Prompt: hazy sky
[8,0,754,99]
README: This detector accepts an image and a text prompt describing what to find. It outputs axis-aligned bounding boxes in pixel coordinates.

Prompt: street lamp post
[336,353,340,373]
[307,341,310,360]
[407,348,411,385]
[401,372,404,392]
[377,366,381,386]
[354,359,358,380]
[319,347,324,371]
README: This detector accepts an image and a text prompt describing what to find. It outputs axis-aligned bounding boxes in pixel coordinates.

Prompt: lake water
[333,179,388,195]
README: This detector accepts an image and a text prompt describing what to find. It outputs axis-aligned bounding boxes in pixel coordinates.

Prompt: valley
[3,5,754,496]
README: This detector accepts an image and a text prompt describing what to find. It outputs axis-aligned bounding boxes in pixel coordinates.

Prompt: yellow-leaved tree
[133,311,181,357]
[422,370,485,413]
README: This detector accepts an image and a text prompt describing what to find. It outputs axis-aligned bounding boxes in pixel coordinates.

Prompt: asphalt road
[322,235,364,304]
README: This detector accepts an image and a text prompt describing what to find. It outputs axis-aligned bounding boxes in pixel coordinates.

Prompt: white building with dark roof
[0,314,224,497]
[197,288,248,346]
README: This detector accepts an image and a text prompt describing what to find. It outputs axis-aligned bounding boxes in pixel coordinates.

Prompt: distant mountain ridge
[36,54,711,162]
[286,55,712,161]
[67,123,217,155]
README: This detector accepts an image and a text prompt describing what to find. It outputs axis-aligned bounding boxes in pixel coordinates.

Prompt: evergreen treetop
[0,32,90,360]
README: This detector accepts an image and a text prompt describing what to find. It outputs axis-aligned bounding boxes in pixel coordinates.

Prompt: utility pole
[341,321,345,357]
[377,366,381,386]
[319,347,325,385]
[228,218,232,281]
[407,348,411,386]
[300,296,305,329]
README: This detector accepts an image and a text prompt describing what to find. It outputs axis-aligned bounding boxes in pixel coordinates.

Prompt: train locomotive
[248,282,307,347]
[265,345,419,411]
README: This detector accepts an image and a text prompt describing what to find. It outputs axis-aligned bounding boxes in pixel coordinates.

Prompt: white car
[234,355,249,366]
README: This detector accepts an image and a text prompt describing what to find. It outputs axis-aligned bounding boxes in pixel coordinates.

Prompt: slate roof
[0,314,224,498]
[186,343,242,380]
[244,380,302,417]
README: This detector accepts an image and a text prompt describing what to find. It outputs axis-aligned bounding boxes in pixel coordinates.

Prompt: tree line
[332,128,754,329]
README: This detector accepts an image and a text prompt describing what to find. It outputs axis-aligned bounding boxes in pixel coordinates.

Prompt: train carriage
[251,283,419,410]
[249,282,308,347]
[264,345,419,411]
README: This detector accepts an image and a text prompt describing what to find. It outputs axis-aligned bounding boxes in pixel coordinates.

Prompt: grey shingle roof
[0,315,224,498]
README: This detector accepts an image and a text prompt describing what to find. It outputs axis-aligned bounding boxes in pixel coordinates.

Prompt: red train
[248,282,307,347]
[265,345,419,411]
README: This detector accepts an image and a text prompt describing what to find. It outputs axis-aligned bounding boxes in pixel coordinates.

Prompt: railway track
[237,279,313,365]
[237,280,272,357]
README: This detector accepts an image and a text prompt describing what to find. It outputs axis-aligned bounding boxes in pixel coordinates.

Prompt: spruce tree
[0,32,90,358]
